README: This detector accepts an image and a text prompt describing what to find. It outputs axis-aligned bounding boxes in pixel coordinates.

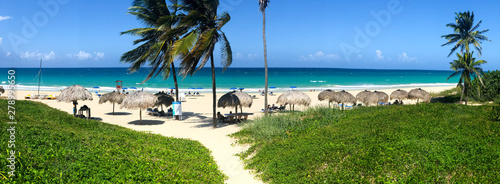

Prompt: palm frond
[219,31,232,71]
[216,12,231,29]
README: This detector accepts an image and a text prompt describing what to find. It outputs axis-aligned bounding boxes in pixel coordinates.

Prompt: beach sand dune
[18,86,451,183]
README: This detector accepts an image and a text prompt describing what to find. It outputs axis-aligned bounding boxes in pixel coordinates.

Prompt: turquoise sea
[0,67,457,93]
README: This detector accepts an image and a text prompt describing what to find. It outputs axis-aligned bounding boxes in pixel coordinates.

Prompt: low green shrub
[0,100,225,183]
[233,104,500,183]
[469,70,500,101]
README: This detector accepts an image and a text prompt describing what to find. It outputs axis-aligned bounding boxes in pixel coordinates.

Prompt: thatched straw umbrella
[362,91,389,106]
[57,85,93,116]
[318,90,337,108]
[0,86,5,94]
[333,90,356,110]
[390,89,409,103]
[99,91,126,114]
[121,91,157,124]
[277,90,311,112]
[155,93,174,111]
[356,90,372,104]
[218,91,253,114]
[408,88,431,104]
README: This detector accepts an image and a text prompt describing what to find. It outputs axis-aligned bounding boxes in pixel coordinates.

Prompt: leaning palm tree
[121,0,184,115]
[172,0,232,128]
[259,0,270,115]
[441,11,490,57]
[447,51,486,105]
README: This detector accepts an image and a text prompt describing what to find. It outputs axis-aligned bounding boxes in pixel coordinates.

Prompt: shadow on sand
[128,120,165,125]
[105,112,132,116]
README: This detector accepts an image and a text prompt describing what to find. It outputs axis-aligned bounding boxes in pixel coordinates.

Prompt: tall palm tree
[447,51,486,105]
[259,0,270,115]
[441,11,490,57]
[172,0,232,128]
[121,0,185,120]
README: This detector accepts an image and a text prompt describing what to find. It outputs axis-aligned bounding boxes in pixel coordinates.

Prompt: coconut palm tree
[172,0,232,128]
[447,51,486,105]
[121,0,184,105]
[259,0,270,115]
[441,11,490,57]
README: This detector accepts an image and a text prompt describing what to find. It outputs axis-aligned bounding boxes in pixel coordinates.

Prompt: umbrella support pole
[112,103,115,114]
[140,109,142,125]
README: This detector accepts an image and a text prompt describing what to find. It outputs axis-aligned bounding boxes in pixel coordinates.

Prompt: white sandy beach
[18,86,452,184]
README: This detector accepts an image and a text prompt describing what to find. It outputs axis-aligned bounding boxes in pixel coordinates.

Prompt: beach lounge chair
[25,94,31,99]
[45,95,57,100]
[146,108,153,115]
[152,108,159,116]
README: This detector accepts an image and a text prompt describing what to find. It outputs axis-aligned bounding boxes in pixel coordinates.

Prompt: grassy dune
[233,104,500,183]
[0,99,225,183]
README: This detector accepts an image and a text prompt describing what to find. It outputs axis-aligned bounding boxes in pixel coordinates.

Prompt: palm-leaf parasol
[318,89,337,108]
[121,91,157,124]
[408,88,431,104]
[362,91,389,106]
[390,89,409,103]
[277,90,311,112]
[218,91,253,114]
[333,90,356,110]
[57,85,93,116]
[99,91,126,114]
[155,93,175,111]
[356,90,372,103]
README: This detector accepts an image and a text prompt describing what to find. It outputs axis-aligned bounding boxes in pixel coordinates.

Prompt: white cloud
[235,52,243,59]
[20,51,56,60]
[357,54,362,59]
[234,52,258,60]
[67,51,105,60]
[0,37,2,45]
[375,50,384,61]
[6,52,11,57]
[0,16,12,21]
[398,52,416,62]
[95,52,104,59]
[300,51,340,61]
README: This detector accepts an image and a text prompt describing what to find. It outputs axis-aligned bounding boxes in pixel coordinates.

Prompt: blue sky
[0,0,499,70]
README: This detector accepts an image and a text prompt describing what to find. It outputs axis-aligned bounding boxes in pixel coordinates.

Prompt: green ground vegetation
[232,104,500,183]
[469,70,500,102]
[0,99,225,183]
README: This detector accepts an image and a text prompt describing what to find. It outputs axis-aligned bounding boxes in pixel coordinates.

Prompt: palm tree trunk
[464,81,468,105]
[263,10,269,116]
[210,54,217,128]
[460,84,464,104]
[171,62,180,120]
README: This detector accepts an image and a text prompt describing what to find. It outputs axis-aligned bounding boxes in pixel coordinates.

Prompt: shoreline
[14,85,453,184]
[11,83,456,94]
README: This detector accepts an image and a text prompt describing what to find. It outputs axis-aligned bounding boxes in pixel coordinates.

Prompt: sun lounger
[45,95,57,100]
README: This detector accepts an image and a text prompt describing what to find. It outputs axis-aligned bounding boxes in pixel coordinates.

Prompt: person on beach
[217,112,225,120]
[73,101,78,116]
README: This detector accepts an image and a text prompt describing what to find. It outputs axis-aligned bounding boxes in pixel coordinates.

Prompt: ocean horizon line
[0,66,453,72]
[14,83,456,94]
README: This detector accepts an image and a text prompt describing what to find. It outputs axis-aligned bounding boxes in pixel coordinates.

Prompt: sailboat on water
[30,59,43,99]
